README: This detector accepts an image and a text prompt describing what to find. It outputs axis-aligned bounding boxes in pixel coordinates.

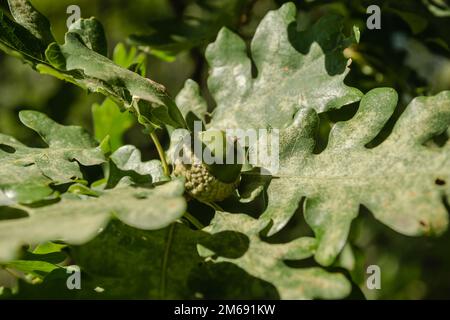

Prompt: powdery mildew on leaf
[0,179,186,262]
[0,0,186,131]
[202,3,362,130]
[200,212,351,299]
[0,111,105,204]
[106,145,168,188]
[259,88,450,266]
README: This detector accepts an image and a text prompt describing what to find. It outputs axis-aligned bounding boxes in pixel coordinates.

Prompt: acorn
[172,130,243,203]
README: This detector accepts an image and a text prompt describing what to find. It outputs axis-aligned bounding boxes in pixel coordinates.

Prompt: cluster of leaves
[292,0,450,96]
[128,0,255,61]
[0,0,449,299]
[0,0,186,131]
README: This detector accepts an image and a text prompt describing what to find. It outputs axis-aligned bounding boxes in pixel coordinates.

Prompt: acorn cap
[195,130,243,184]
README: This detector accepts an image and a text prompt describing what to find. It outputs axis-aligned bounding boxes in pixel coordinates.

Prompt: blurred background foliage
[0,0,449,299]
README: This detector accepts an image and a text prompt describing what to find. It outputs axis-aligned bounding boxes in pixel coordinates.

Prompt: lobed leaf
[0,111,105,204]
[0,179,186,262]
[70,220,280,299]
[45,25,185,130]
[203,3,362,130]
[259,88,450,266]
[199,212,351,299]
[0,0,186,131]
[106,145,168,188]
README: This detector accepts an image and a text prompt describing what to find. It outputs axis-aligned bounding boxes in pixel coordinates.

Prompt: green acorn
[172,130,243,203]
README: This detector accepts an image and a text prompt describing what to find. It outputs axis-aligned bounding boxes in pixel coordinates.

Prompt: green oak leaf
[4,260,62,279]
[199,2,362,131]
[106,145,168,188]
[175,79,209,130]
[0,10,44,62]
[3,241,67,280]
[89,42,162,186]
[112,43,147,76]
[0,0,186,131]
[199,212,351,299]
[68,17,108,57]
[69,220,279,299]
[258,88,450,266]
[91,43,148,152]
[6,0,54,47]
[0,111,105,204]
[0,179,186,262]
[45,21,186,130]
[0,0,53,61]
[70,221,207,299]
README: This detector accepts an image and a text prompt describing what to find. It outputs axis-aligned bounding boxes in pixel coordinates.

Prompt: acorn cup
[172,130,243,203]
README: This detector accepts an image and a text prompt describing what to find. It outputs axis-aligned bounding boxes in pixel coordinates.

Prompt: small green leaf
[106,145,168,188]
[92,99,134,152]
[2,243,67,279]
[44,42,66,69]
[32,242,67,255]
[5,260,61,278]
[112,43,146,76]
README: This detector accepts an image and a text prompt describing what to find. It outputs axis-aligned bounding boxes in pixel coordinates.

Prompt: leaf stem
[150,131,170,177]
[160,223,175,299]
[2,266,26,282]
[206,202,224,212]
[184,212,204,230]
